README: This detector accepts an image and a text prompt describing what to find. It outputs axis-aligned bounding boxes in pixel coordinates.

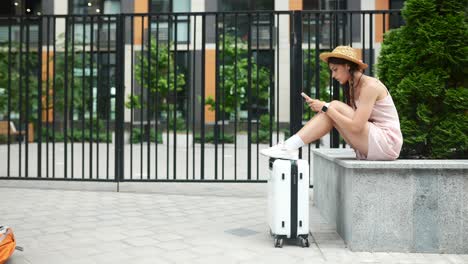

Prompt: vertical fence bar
[342,13,346,45]
[7,18,12,178]
[154,15,159,180]
[140,15,144,180]
[95,16,101,179]
[306,13,312,162]
[52,17,57,178]
[71,16,75,179]
[369,13,373,77]
[114,14,125,184]
[214,13,219,181]
[255,12,260,180]
[64,16,69,179]
[129,15,134,180]
[349,12,353,47]
[268,12,273,148]
[191,15,196,180]
[106,16,111,180]
[186,14,190,180]
[81,17,85,179]
[36,16,43,170]
[247,13,252,180]
[233,13,238,181]
[362,13,366,72]
[46,16,50,178]
[314,13,320,149]
[173,14,178,180]
[221,13,225,181]
[147,14,151,180]
[383,12,386,35]
[331,12,340,148]
[89,15,94,179]
[200,14,206,180]
[289,11,294,137]
[275,13,279,143]
[18,16,23,178]
[166,14,170,180]
[25,17,30,178]
[290,12,303,148]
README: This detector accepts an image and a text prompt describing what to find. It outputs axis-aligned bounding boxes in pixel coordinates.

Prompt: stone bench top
[312,149,468,170]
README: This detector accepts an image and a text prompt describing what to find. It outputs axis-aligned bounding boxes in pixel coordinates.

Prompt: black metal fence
[0,10,402,182]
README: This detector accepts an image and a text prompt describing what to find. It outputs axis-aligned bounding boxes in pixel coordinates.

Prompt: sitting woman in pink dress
[260,46,403,161]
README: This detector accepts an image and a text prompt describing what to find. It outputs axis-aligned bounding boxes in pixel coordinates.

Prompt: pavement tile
[85,251,131,263]
[123,237,160,247]
[445,254,468,264]
[1,186,466,264]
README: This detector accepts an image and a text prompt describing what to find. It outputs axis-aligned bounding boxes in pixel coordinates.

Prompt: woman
[260,46,403,161]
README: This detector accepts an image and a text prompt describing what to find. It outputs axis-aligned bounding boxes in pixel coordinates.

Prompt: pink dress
[354,93,403,161]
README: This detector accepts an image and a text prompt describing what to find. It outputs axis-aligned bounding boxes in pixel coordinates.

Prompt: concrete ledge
[312,149,468,253]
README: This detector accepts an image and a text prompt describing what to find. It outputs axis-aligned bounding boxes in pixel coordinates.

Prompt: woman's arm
[308,84,379,133]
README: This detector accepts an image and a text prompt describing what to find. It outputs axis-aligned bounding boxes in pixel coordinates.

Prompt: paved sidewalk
[1,184,467,264]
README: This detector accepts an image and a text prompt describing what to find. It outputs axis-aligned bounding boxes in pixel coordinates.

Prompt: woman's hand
[305,98,326,113]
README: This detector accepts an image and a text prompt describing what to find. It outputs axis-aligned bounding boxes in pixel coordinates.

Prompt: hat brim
[319,52,368,70]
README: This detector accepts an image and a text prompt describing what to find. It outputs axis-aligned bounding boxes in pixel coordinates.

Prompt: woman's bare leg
[327,100,370,155]
[296,100,370,156]
[296,113,334,144]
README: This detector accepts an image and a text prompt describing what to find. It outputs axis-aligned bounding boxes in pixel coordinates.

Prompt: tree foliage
[0,43,39,122]
[377,0,468,158]
[127,38,186,122]
[205,34,270,120]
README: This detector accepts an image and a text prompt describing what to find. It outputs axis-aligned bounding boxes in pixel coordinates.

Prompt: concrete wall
[312,149,468,253]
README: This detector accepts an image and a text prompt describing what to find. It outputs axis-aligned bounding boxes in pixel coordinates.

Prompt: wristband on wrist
[322,102,330,112]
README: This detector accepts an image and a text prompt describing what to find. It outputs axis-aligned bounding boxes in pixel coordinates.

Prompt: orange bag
[0,226,16,264]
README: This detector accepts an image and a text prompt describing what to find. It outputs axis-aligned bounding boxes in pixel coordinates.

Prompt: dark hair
[327,57,360,109]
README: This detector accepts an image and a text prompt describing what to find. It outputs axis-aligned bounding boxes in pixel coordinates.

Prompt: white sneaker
[260,142,299,160]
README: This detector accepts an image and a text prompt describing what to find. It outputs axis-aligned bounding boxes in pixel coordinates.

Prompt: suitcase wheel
[300,237,310,248]
[274,237,284,248]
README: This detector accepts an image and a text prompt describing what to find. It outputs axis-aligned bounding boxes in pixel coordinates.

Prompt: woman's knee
[330,100,354,117]
[330,100,347,108]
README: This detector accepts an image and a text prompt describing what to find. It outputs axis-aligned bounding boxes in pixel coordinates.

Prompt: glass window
[303,0,319,10]
[173,0,189,12]
[71,0,120,15]
[150,0,170,12]
[321,0,346,10]
[0,0,42,15]
[390,0,405,29]
[103,0,120,14]
[0,1,41,45]
[149,0,190,43]
[71,0,99,14]
[218,0,274,11]
[149,0,190,13]
[217,0,274,47]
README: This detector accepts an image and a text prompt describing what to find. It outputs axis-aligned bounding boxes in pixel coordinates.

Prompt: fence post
[331,12,340,148]
[115,14,125,186]
[290,11,303,156]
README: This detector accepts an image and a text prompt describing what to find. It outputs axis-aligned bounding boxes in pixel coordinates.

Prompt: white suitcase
[268,158,310,248]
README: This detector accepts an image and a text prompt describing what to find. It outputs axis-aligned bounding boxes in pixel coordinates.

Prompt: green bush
[377,0,468,158]
[194,132,234,144]
[0,134,7,144]
[252,129,270,144]
[130,128,163,144]
[41,127,111,143]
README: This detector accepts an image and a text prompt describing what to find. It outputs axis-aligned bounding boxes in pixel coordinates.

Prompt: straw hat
[319,46,368,70]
